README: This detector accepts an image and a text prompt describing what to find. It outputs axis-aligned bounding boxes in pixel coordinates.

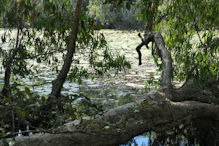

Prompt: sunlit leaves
[163,0,218,83]
[69,67,89,84]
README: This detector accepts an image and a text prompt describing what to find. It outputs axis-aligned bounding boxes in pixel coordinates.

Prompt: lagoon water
[0,28,157,108]
[120,136,150,146]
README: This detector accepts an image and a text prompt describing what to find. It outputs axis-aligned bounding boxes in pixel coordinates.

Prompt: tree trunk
[49,0,83,99]
[1,28,21,97]
[4,31,219,146]
[6,90,219,146]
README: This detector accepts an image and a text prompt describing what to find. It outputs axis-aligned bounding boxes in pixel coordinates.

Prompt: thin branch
[136,42,145,65]
[185,2,207,53]
[135,33,150,65]
[11,110,15,140]
[155,12,169,25]
[2,28,22,96]
[14,48,66,60]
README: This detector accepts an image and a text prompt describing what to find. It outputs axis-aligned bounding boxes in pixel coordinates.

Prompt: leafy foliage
[164,0,219,83]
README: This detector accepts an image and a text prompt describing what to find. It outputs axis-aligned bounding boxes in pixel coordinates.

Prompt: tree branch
[6,90,219,146]
[151,31,173,89]
[136,31,173,89]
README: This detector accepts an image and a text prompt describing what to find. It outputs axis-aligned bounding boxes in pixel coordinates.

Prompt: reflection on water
[120,136,150,146]
[123,119,219,146]
[122,136,187,146]
[128,136,149,146]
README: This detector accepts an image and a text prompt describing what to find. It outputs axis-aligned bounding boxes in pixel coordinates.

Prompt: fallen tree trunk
[6,90,219,146]
[2,31,218,146]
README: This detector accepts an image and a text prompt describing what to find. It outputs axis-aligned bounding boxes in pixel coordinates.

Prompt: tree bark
[4,90,218,146]
[49,0,83,99]
[137,31,173,90]
[151,31,172,90]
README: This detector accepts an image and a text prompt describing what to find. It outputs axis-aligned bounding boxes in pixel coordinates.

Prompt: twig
[185,2,207,53]
[11,110,15,140]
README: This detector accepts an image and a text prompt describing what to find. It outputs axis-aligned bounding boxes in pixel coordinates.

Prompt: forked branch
[136,31,173,89]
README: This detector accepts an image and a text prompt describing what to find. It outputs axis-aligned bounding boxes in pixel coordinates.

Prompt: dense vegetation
[0,0,218,145]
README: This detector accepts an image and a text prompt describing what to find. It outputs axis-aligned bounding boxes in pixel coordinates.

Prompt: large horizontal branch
[4,90,219,146]
[172,80,219,104]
